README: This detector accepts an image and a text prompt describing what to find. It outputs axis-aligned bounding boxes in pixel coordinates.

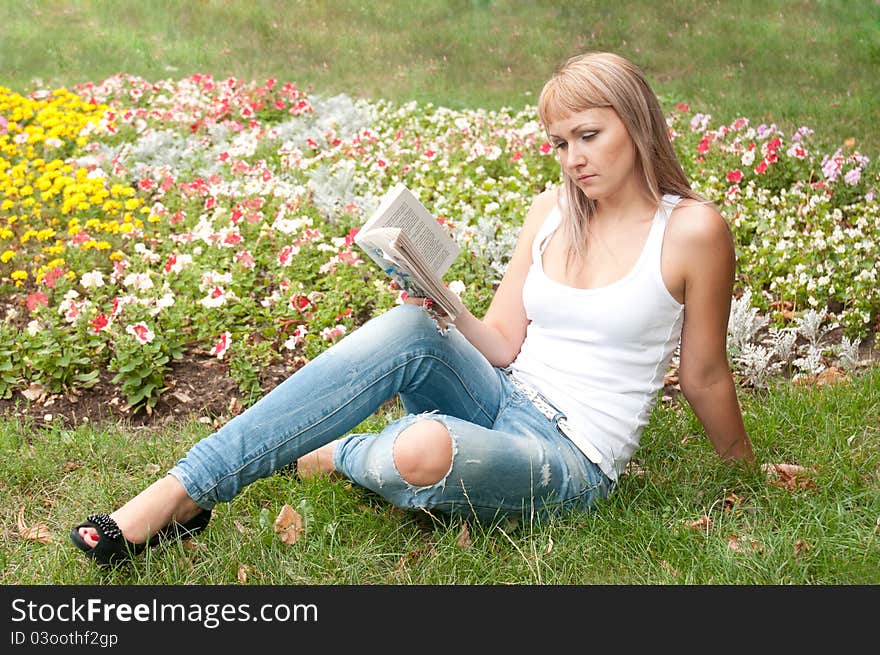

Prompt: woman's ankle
[297,441,339,479]
[108,475,201,543]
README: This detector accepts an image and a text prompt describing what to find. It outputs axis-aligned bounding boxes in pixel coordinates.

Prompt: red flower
[91,314,109,334]
[727,169,743,183]
[697,136,710,154]
[676,102,690,112]
[754,161,768,175]
[540,141,552,155]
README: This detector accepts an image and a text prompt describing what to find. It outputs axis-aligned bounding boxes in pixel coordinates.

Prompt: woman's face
[546,107,642,202]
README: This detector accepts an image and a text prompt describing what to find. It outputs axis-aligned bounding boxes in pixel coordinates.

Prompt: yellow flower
[1,249,15,263]
[10,269,27,281]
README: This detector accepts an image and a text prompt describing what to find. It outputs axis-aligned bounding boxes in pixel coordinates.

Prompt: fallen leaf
[686,515,713,531]
[762,463,808,477]
[794,539,811,558]
[727,534,762,553]
[237,564,253,583]
[21,384,45,402]
[273,504,304,545]
[16,507,54,544]
[545,534,554,555]
[144,463,161,475]
[816,366,849,386]
[762,463,817,491]
[233,520,249,534]
[228,397,244,416]
[172,391,193,403]
[722,493,742,512]
[181,539,202,552]
[770,300,796,322]
[63,460,81,472]
[455,523,472,550]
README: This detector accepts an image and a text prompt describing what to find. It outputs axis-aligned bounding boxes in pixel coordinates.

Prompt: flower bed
[1,76,878,411]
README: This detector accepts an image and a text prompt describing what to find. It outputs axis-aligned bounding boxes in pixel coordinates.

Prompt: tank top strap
[531,203,563,264]
[645,194,684,254]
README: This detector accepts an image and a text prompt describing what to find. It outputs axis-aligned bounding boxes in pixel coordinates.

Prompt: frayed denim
[169,304,611,522]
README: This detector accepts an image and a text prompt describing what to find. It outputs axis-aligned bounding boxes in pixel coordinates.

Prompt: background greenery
[2,0,878,584]
[2,0,879,154]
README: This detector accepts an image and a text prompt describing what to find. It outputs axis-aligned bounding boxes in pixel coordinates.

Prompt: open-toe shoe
[70,509,212,567]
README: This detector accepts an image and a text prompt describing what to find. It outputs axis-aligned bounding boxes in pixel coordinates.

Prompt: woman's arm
[451,189,557,366]
[671,202,755,464]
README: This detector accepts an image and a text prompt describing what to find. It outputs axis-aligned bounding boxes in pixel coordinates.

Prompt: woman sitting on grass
[72,51,754,566]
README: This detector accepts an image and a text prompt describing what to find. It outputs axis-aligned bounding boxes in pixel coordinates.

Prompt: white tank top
[510,194,685,480]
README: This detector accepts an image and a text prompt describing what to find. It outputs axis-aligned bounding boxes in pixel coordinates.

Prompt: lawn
[0,0,878,585]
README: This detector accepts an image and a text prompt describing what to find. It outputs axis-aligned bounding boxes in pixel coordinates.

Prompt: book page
[358,184,459,276]
[356,227,464,320]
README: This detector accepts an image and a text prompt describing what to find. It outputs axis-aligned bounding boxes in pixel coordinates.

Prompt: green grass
[2,0,878,586]
[1,0,878,154]
[3,367,877,584]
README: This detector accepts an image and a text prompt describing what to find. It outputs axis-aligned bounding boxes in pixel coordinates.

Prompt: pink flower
[540,141,552,155]
[726,169,743,183]
[754,161,768,175]
[697,136,710,154]
[234,250,255,269]
[210,332,231,359]
[62,299,84,323]
[126,322,155,344]
[283,325,308,350]
[320,324,347,342]
[277,244,300,266]
[26,292,49,312]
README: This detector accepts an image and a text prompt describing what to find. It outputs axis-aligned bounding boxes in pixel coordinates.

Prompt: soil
[0,351,309,432]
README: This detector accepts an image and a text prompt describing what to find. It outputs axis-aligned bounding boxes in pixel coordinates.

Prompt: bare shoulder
[524,187,559,224]
[666,197,733,249]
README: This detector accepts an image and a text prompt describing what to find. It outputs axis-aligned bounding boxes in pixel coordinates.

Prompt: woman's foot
[73,475,209,565]
[296,441,340,480]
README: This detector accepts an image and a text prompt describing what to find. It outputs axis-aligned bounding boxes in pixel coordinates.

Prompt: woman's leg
[77,304,507,545]
[333,390,612,523]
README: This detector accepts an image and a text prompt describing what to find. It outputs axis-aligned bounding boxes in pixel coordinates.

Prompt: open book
[355,183,465,321]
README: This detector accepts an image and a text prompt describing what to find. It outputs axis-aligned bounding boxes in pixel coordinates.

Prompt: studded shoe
[70,509,212,567]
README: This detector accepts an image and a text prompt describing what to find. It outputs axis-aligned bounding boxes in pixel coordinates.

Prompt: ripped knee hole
[392,419,454,487]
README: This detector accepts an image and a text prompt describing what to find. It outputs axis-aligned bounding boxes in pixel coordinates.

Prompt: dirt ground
[0,351,308,432]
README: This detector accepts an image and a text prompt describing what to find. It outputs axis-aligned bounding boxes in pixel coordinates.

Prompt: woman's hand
[401,295,450,330]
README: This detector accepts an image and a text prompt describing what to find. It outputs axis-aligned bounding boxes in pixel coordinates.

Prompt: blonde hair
[538,52,701,270]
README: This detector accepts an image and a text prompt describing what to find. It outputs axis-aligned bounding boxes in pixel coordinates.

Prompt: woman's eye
[582,132,597,141]
[553,141,567,150]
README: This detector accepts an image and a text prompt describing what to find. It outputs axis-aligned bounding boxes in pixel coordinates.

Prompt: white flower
[448,280,466,297]
[123,272,154,291]
[80,270,105,289]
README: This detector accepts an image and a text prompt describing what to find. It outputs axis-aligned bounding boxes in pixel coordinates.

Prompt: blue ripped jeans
[169,304,611,523]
